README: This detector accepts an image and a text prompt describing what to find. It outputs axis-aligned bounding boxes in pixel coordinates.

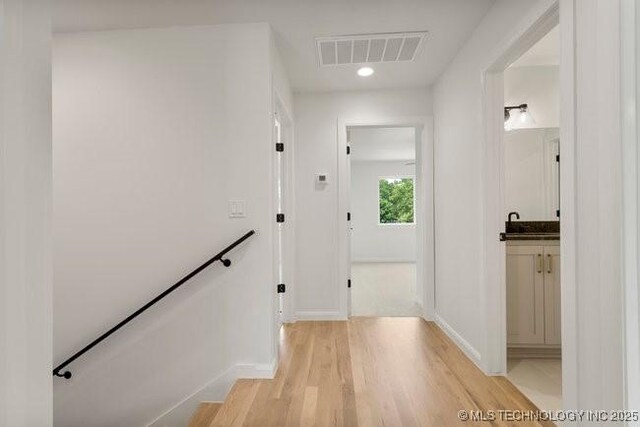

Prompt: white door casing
[337,117,435,320]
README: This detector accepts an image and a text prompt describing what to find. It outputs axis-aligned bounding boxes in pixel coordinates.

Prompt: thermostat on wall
[316,174,328,184]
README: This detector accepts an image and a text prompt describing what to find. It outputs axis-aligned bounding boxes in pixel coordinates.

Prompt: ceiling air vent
[316,32,427,67]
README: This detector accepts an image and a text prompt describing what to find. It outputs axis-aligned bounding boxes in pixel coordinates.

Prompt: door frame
[621,0,640,413]
[480,0,559,374]
[272,91,296,329]
[337,116,435,320]
[480,0,580,405]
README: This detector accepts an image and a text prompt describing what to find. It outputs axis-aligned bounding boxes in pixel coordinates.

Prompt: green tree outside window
[379,177,415,224]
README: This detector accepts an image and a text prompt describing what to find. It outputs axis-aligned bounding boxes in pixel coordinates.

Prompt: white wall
[53,23,280,427]
[504,128,559,220]
[433,0,540,360]
[567,0,625,413]
[294,88,431,319]
[503,62,560,221]
[621,0,640,416]
[351,161,417,262]
[349,127,416,162]
[271,39,293,120]
[433,0,629,415]
[0,1,52,426]
[504,65,559,129]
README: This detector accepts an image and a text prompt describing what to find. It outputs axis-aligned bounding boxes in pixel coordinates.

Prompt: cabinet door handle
[537,254,543,273]
[547,254,552,273]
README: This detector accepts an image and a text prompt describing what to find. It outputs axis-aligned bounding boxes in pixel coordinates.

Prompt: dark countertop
[500,232,560,241]
[500,221,560,241]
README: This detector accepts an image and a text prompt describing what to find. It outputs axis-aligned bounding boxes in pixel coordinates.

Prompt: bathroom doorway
[501,24,563,411]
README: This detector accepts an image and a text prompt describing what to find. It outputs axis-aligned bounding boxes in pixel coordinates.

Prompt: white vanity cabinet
[543,245,561,345]
[506,241,560,348]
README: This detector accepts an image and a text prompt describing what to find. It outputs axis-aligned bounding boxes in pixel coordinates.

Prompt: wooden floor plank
[187,403,222,427]
[209,380,260,427]
[208,317,554,426]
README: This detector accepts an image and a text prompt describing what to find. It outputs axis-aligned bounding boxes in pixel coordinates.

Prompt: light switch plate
[229,200,247,218]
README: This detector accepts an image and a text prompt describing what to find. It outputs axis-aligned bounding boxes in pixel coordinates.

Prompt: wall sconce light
[504,103,535,131]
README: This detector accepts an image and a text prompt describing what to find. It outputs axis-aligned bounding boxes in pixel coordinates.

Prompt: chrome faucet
[508,211,520,223]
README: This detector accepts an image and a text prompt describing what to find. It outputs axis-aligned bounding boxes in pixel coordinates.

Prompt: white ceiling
[510,25,559,68]
[350,127,416,162]
[52,0,495,92]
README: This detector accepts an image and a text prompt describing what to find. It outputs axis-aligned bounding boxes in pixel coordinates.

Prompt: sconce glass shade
[504,106,536,131]
[504,110,517,131]
[518,109,536,127]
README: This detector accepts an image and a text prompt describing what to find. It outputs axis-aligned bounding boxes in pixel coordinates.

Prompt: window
[378,176,415,224]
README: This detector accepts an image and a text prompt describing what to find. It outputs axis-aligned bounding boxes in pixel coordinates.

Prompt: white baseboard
[147,366,235,427]
[235,359,277,379]
[420,307,434,321]
[295,310,345,321]
[147,360,277,427]
[351,258,416,263]
[433,313,482,370]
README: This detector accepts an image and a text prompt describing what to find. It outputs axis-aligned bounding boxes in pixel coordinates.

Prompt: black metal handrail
[53,229,256,379]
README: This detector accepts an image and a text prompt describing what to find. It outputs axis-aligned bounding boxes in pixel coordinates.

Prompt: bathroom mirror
[504,128,559,221]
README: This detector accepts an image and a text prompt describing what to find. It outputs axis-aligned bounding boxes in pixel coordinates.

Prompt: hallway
[5,1,633,424]
[202,318,550,427]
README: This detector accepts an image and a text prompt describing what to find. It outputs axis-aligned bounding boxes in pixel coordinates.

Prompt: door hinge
[276,142,284,152]
[347,212,351,221]
[347,146,351,155]
[556,209,560,218]
[276,213,285,223]
[277,284,286,293]
[556,154,560,162]
[347,279,351,288]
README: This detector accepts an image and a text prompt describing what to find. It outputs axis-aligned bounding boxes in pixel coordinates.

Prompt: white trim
[294,310,345,321]
[235,360,278,379]
[351,258,416,263]
[147,360,277,427]
[557,0,578,410]
[433,314,482,370]
[622,0,640,417]
[559,0,626,412]
[481,69,508,376]
[147,366,236,427]
[338,116,435,321]
[272,90,296,329]
[479,0,564,379]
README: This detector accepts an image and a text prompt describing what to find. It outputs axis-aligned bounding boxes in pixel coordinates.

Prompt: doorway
[501,24,562,411]
[348,126,420,316]
[479,0,569,413]
[337,117,434,320]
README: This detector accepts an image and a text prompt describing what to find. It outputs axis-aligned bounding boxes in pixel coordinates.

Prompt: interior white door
[346,130,352,316]
[275,116,285,324]
[506,245,546,345]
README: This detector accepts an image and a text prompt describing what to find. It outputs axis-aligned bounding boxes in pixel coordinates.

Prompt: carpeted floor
[350,262,420,316]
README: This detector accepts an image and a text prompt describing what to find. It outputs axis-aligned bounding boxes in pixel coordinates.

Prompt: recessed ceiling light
[357,66,374,77]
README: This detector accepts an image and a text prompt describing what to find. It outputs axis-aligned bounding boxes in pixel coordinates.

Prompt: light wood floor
[201,317,552,427]
[189,403,222,427]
